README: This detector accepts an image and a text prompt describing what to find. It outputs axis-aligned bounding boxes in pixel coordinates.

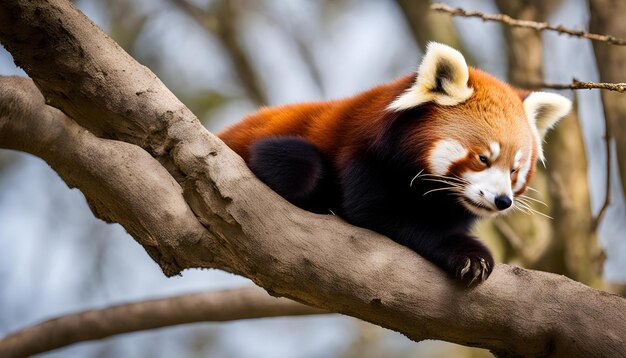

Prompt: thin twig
[431,3,626,46]
[520,79,626,93]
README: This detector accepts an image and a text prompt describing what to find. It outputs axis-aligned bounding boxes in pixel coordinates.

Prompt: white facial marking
[513,155,532,193]
[489,142,500,161]
[514,150,523,168]
[429,139,467,175]
[463,167,513,216]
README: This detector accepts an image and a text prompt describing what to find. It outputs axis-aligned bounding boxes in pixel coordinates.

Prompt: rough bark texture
[1,1,625,356]
[0,287,325,357]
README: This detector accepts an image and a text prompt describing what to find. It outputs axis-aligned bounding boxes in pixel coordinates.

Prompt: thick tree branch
[0,76,231,275]
[0,286,326,358]
[431,3,626,46]
[1,1,626,356]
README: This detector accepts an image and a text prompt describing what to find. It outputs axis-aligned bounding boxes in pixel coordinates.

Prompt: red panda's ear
[523,91,572,161]
[387,42,473,111]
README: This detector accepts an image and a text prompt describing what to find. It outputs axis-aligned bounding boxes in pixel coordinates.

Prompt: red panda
[218,43,571,286]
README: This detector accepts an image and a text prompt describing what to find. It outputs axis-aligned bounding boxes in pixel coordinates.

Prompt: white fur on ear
[388,42,473,111]
[523,91,572,161]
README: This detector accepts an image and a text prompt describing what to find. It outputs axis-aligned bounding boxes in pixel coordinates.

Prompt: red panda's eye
[478,155,489,165]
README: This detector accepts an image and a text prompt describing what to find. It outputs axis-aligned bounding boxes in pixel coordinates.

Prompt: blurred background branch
[589,0,626,226]
[394,0,473,60]
[432,2,626,45]
[522,79,626,92]
[0,287,326,358]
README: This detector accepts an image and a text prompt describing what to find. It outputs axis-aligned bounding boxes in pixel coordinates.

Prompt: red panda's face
[423,72,539,217]
[427,137,533,217]
[390,43,571,217]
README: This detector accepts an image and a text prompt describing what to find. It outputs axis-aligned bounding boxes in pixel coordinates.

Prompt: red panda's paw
[448,240,495,287]
[456,255,493,287]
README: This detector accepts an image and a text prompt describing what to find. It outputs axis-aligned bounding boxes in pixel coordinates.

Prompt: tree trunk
[589,0,626,213]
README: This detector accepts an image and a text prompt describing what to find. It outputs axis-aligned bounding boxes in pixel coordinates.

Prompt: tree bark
[1,1,625,356]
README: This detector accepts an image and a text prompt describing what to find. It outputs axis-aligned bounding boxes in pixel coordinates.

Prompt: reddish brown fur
[218,68,537,196]
[219,75,413,163]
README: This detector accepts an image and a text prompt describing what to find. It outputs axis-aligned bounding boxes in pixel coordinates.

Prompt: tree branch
[0,286,326,358]
[1,1,626,356]
[521,79,626,93]
[431,3,626,46]
[0,76,229,275]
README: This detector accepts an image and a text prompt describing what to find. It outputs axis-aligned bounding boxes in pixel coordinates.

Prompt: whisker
[529,208,553,220]
[419,173,469,184]
[409,169,425,187]
[515,199,532,209]
[423,187,463,196]
[518,194,548,207]
[515,197,532,207]
[511,206,525,215]
[513,203,532,215]
[421,178,464,187]
[515,200,535,212]
[515,201,553,220]
[516,198,545,213]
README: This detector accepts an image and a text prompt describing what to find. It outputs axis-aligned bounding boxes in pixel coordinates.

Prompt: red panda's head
[388,43,571,217]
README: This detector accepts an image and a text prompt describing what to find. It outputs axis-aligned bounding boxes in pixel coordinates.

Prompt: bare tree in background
[589,0,626,200]
[493,0,599,285]
[588,0,626,295]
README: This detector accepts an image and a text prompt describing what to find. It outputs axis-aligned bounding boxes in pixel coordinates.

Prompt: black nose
[494,195,512,210]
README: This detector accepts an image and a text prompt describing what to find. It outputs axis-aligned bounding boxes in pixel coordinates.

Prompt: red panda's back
[218,101,338,161]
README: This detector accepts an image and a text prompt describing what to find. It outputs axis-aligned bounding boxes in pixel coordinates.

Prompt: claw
[460,258,471,278]
[467,264,481,287]
[467,273,479,287]
[480,258,488,281]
